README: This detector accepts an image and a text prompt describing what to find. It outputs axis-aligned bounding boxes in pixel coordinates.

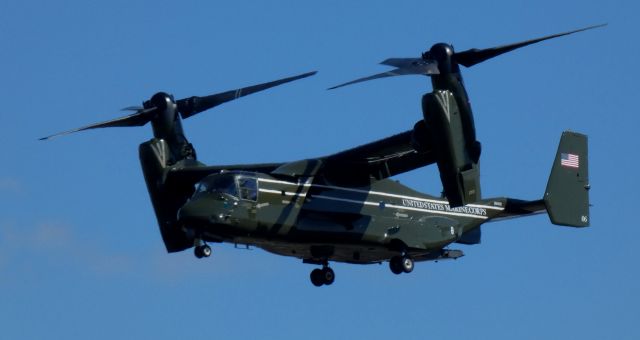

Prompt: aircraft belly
[234,237,404,264]
[230,237,462,265]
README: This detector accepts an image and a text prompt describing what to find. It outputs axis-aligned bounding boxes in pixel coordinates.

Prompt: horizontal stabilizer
[415,249,464,262]
[456,227,481,245]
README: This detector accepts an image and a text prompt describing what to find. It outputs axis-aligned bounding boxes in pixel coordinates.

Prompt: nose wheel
[194,243,212,259]
[389,255,414,275]
[310,266,335,287]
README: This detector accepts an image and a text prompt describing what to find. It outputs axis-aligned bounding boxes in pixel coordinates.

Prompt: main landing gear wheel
[389,255,414,274]
[310,267,335,287]
[389,257,403,275]
[194,244,212,259]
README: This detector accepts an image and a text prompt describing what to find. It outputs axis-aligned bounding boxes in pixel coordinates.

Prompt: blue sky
[1,1,638,339]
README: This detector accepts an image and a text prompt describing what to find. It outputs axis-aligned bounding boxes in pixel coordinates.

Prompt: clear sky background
[1,1,638,339]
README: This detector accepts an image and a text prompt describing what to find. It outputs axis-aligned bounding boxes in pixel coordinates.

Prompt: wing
[164,123,435,187]
[318,125,435,185]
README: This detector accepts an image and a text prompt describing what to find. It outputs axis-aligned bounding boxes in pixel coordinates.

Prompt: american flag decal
[561,153,580,168]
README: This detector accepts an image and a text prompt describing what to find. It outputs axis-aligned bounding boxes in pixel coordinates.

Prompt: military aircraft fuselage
[178,171,505,264]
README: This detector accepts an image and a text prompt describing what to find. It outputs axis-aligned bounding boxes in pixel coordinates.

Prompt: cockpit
[194,172,258,201]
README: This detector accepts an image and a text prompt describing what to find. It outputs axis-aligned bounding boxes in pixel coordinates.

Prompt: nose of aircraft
[178,196,228,226]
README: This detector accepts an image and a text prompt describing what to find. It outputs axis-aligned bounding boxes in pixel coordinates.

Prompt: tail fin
[543,131,590,227]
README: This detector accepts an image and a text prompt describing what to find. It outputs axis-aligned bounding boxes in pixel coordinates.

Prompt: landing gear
[194,243,212,259]
[389,257,403,275]
[389,255,414,274]
[310,266,335,287]
[193,237,212,259]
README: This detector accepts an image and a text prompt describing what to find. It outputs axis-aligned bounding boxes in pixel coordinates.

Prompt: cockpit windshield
[194,173,258,201]
[195,174,238,197]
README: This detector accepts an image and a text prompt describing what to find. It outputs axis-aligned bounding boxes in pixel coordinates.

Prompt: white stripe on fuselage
[257,178,502,210]
[256,178,501,220]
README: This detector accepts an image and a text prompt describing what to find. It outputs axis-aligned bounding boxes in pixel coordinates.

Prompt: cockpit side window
[238,177,258,201]
[195,182,208,194]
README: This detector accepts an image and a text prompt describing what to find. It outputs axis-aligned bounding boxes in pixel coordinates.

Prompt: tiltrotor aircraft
[42,25,599,286]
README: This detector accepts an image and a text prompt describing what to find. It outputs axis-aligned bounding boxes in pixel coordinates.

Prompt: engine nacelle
[139,139,194,252]
[422,90,481,207]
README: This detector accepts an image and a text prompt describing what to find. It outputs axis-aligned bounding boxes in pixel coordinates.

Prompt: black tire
[322,267,335,285]
[310,269,324,287]
[194,246,204,259]
[389,256,403,275]
[401,256,414,273]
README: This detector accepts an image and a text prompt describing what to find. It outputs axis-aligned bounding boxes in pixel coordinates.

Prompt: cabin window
[238,177,258,201]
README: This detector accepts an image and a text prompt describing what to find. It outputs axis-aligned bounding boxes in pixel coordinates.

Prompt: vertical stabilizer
[544,131,590,227]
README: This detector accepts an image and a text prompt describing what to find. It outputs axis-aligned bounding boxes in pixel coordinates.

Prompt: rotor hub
[147,92,179,140]
[428,43,455,74]
[429,43,455,59]
[146,92,176,111]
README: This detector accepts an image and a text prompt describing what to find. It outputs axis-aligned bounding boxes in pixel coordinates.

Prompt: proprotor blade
[177,71,317,119]
[329,58,439,90]
[454,24,607,68]
[39,107,156,140]
[121,106,144,111]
